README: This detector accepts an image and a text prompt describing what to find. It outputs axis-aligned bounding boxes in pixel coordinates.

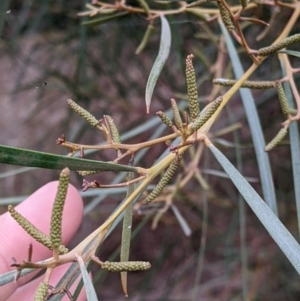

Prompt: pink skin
[0,181,86,301]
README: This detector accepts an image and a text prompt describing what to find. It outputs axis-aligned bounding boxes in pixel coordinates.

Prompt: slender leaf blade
[279,57,300,237]
[278,50,300,58]
[0,268,34,286]
[77,256,98,301]
[220,21,278,215]
[208,142,300,273]
[171,204,192,236]
[82,11,128,27]
[145,15,171,113]
[120,171,135,297]
[0,145,137,172]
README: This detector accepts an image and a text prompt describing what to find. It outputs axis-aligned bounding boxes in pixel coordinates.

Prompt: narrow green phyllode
[50,168,70,250]
[257,34,300,56]
[186,54,200,121]
[101,261,151,272]
[34,283,49,301]
[145,156,182,204]
[135,24,154,54]
[8,205,68,254]
[67,99,99,127]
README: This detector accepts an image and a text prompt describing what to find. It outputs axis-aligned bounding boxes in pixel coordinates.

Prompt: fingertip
[0,180,84,258]
[0,180,84,298]
[31,181,84,246]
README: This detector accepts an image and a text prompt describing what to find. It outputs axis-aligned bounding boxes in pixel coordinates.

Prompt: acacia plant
[1,0,300,300]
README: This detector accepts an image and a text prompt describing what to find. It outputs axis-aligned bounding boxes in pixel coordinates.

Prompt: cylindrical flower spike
[265,125,289,151]
[187,0,208,7]
[101,261,151,272]
[77,170,101,176]
[171,99,184,131]
[156,111,173,127]
[191,96,223,132]
[8,205,68,254]
[257,34,300,56]
[137,0,149,13]
[186,54,200,121]
[289,108,297,115]
[213,78,275,89]
[50,168,70,250]
[275,82,290,115]
[240,0,247,9]
[145,156,182,204]
[105,115,122,144]
[34,283,49,301]
[217,1,234,31]
[67,99,99,127]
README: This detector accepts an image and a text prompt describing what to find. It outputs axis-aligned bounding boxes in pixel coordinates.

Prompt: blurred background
[0,0,300,300]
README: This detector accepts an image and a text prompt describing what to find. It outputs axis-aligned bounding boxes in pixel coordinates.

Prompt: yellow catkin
[186,54,200,121]
[191,97,223,132]
[257,34,300,56]
[101,261,151,272]
[105,115,121,144]
[137,0,149,13]
[187,0,207,8]
[275,82,290,115]
[217,1,234,31]
[77,170,101,176]
[265,126,288,151]
[156,111,173,127]
[34,283,48,301]
[8,205,68,254]
[136,24,154,54]
[67,99,99,127]
[145,156,182,204]
[240,0,248,9]
[50,168,70,249]
[289,108,297,115]
[213,78,275,89]
[171,99,184,131]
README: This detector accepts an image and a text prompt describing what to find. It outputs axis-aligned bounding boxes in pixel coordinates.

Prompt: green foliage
[1,1,300,300]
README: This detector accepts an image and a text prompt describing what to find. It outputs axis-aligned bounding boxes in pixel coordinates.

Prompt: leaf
[145,15,171,113]
[0,145,137,172]
[0,268,34,286]
[171,204,191,236]
[207,142,300,274]
[279,57,300,237]
[120,171,135,297]
[76,256,98,301]
[220,20,278,215]
[0,0,10,38]
[81,11,128,27]
[277,50,300,58]
[135,24,154,54]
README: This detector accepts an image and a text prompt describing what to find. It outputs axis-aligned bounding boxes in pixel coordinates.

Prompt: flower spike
[101,261,151,272]
[186,54,200,121]
[145,156,182,204]
[50,168,70,250]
